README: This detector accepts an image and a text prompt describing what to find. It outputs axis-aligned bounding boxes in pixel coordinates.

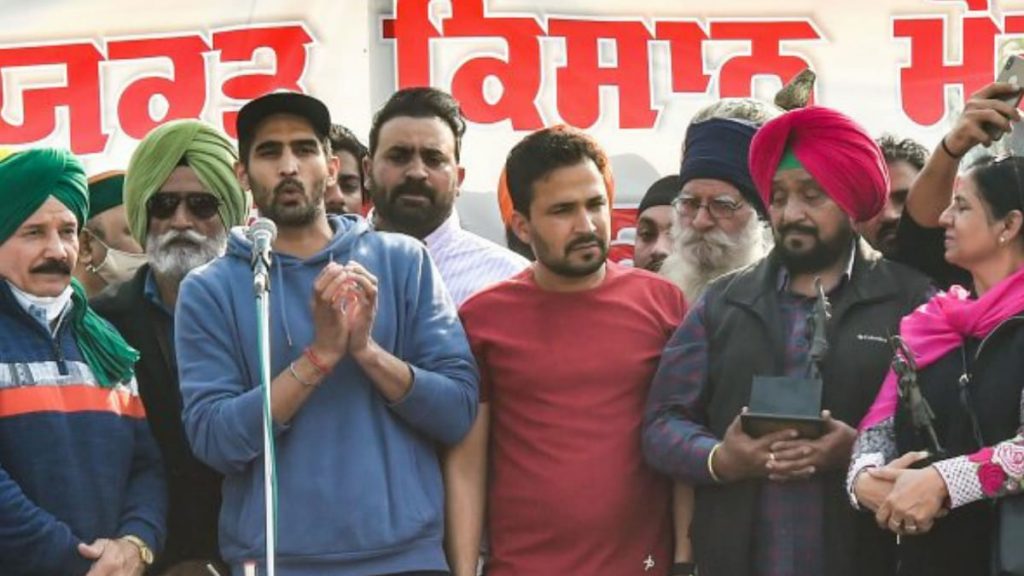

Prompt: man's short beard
[775,220,855,275]
[259,177,325,227]
[147,228,227,284]
[370,179,455,239]
[660,214,772,300]
[536,234,609,278]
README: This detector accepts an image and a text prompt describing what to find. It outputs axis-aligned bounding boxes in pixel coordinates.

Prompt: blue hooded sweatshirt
[177,215,479,575]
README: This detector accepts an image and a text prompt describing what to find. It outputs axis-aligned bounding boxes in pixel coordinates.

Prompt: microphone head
[248,218,278,241]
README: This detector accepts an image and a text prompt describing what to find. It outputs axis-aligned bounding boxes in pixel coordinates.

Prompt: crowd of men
[0,76,1002,576]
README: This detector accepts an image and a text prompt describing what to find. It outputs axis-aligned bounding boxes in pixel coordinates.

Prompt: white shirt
[424,211,530,306]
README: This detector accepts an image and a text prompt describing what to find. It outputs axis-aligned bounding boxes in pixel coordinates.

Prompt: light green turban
[124,119,250,246]
[0,148,138,388]
[0,148,88,245]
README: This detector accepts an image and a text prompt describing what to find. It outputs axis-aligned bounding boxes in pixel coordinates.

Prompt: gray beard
[147,228,228,284]
[659,215,772,301]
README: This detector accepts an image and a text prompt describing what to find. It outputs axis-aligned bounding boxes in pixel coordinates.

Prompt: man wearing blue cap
[0,148,166,575]
[177,92,478,576]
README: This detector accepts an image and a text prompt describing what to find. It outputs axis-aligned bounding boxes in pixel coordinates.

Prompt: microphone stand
[252,249,276,576]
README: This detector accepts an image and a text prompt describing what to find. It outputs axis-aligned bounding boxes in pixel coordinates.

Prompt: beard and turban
[0,148,138,387]
[124,119,250,247]
[748,106,889,223]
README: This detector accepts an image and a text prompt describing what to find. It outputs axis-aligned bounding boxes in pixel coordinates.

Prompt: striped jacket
[0,280,166,575]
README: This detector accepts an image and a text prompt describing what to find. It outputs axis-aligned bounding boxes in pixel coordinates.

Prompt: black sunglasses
[146,193,220,220]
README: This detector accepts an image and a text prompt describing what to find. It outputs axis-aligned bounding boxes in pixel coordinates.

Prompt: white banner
[2,0,1023,244]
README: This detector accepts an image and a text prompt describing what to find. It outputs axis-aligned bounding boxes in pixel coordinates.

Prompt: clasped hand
[77,539,143,576]
[309,261,379,367]
[854,451,950,536]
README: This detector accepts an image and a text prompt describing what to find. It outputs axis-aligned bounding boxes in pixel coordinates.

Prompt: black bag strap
[958,344,987,450]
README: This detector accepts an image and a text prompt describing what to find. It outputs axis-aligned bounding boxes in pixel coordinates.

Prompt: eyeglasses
[146,193,220,220]
[672,196,745,220]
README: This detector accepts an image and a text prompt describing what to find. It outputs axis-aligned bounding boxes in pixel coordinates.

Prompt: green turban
[0,148,137,388]
[0,148,88,245]
[87,171,126,219]
[124,119,250,246]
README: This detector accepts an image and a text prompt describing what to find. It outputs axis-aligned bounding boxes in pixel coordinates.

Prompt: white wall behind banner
[3,0,1024,242]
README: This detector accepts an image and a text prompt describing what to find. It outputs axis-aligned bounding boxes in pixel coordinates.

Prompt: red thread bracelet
[304,347,329,375]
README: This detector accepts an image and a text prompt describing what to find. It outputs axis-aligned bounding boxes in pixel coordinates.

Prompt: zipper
[5,295,72,376]
[51,309,70,376]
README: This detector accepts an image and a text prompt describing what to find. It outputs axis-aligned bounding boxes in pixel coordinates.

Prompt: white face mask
[8,282,73,326]
[86,233,147,285]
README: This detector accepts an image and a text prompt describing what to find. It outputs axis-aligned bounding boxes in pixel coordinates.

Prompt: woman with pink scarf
[848,84,1024,576]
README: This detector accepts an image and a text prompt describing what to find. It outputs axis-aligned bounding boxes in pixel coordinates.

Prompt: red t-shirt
[459,262,687,576]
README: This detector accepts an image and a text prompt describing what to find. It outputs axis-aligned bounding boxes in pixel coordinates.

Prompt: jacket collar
[725,237,897,312]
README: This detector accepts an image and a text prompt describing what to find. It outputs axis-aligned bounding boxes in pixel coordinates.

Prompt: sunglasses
[147,193,220,220]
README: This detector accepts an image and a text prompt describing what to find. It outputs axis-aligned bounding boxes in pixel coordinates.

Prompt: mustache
[645,254,666,272]
[30,259,71,275]
[274,178,305,196]
[151,229,207,250]
[389,179,436,201]
[679,226,733,249]
[566,234,605,253]
[876,220,898,238]
[777,223,819,238]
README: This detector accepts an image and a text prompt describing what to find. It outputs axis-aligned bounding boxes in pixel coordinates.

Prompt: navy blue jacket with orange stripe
[0,280,167,575]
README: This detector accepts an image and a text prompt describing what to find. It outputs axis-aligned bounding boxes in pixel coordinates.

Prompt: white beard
[147,228,228,284]
[660,215,773,302]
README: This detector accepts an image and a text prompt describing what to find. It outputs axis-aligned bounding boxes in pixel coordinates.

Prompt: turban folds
[0,148,88,245]
[748,106,888,223]
[125,119,249,246]
[680,118,764,217]
[87,171,126,219]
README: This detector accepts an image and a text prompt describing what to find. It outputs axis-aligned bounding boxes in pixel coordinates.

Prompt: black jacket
[92,265,223,572]
[692,240,933,576]
[894,313,1024,576]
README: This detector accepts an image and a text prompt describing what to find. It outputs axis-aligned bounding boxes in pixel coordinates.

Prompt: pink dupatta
[859,265,1024,430]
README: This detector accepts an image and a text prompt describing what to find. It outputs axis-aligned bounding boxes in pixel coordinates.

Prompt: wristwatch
[120,535,154,566]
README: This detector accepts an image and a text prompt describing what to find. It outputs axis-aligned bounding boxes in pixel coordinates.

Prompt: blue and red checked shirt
[644,265,855,576]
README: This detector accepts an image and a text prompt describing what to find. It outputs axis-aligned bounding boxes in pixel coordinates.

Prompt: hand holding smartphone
[997,54,1024,106]
[988,55,1024,139]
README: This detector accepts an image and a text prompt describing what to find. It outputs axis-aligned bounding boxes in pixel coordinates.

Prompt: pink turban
[748,106,889,223]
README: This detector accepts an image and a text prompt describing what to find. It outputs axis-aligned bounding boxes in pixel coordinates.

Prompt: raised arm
[905,82,1021,227]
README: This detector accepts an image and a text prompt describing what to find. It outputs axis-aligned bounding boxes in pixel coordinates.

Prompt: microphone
[247,218,278,295]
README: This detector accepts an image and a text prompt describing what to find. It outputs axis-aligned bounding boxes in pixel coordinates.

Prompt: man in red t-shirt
[448,126,687,576]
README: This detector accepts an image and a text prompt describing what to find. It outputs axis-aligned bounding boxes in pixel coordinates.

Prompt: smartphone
[996,54,1024,107]
[984,55,1024,139]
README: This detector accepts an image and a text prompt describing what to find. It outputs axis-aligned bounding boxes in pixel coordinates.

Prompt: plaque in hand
[741,375,825,439]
